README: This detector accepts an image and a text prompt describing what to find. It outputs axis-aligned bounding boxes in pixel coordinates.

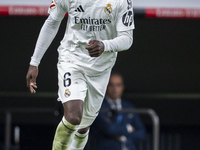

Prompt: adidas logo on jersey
[75,5,84,12]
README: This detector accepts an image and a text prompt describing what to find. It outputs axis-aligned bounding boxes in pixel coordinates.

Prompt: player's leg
[53,62,88,150]
[53,100,83,150]
[63,100,83,125]
[68,69,112,150]
[68,126,90,150]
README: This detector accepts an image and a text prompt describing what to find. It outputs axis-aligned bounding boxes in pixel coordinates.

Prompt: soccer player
[26,0,134,149]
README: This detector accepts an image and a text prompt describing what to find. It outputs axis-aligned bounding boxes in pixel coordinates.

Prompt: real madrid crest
[104,3,112,15]
[64,88,71,98]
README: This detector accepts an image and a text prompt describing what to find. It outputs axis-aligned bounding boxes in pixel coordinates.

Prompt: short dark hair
[110,70,124,83]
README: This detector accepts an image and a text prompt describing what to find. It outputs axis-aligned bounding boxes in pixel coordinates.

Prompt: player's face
[106,75,124,100]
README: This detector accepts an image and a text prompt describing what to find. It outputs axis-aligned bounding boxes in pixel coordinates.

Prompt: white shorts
[57,62,111,129]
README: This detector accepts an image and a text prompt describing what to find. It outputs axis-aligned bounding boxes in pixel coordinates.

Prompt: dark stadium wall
[114,18,200,93]
[0,16,200,150]
[1,16,62,92]
[1,16,200,125]
[0,16,200,93]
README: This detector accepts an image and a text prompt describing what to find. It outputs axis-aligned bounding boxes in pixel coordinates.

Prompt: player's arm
[102,29,133,52]
[85,30,133,57]
[26,0,68,93]
[26,16,62,93]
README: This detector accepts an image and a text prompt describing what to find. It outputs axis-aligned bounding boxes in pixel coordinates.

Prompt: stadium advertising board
[0,0,200,18]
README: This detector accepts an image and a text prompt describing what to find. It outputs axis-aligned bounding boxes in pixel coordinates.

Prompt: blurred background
[0,0,200,150]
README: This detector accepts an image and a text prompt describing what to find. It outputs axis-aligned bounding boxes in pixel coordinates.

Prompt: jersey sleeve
[116,0,135,31]
[48,0,69,21]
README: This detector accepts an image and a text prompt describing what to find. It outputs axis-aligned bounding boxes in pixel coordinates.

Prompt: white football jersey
[48,0,134,75]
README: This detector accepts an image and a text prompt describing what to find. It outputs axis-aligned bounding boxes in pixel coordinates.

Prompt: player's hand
[85,40,104,57]
[26,65,38,93]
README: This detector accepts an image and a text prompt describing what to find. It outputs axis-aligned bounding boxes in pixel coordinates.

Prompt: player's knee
[64,115,82,125]
[63,100,83,125]
[69,116,82,125]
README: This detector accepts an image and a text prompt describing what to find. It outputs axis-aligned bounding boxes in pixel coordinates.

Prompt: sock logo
[75,5,84,12]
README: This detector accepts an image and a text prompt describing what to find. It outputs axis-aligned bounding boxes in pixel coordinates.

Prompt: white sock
[52,117,79,150]
[68,130,89,150]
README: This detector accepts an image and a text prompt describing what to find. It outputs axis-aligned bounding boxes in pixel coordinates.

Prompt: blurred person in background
[90,72,146,150]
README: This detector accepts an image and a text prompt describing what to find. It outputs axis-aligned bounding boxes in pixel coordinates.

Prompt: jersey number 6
[64,72,71,87]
